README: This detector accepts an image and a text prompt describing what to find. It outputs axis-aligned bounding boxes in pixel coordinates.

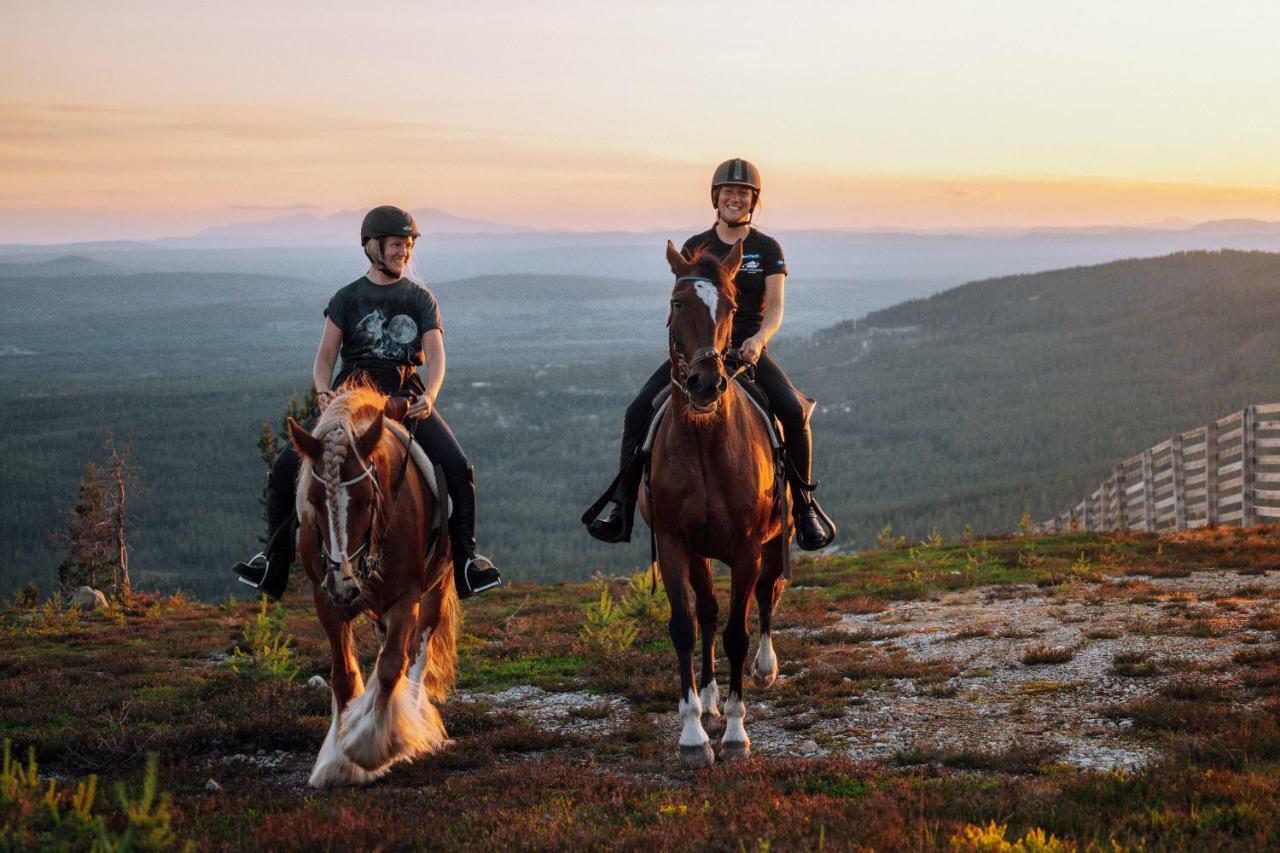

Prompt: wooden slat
[1125,482,1145,496]
[1219,476,1243,494]
[1151,439,1173,455]
[1218,491,1243,507]
[1217,411,1244,429]
[1218,509,1244,522]
[1185,473,1207,487]
[1255,437,1280,449]
[1154,496,1177,511]
[1184,487,1207,501]
[1218,460,1244,477]
[1258,505,1280,519]
[1255,472,1280,484]
[1218,427,1243,444]
[1254,403,1280,415]
[1253,488,1280,501]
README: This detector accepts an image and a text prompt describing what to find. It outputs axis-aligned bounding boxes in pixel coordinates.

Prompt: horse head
[665,239,742,414]
[289,410,385,607]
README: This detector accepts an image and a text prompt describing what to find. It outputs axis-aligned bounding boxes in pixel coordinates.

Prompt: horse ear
[288,417,324,461]
[666,240,689,275]
[354,412,384,460]
[721,239,744,280]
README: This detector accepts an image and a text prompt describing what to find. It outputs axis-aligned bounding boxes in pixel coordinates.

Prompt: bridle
[308,422,415,581]
[669,275,749,398]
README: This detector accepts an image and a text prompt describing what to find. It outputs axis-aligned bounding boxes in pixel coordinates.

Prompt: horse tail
[421,578,459,702]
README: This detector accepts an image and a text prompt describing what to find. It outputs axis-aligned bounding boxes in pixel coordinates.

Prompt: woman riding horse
[586,158,836,550]
[234,205,503,599]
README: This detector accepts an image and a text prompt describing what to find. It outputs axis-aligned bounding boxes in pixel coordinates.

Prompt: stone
[73,587,108,610]
[307,675,328,689]
[799,739,819,755]
[205,779,221,793]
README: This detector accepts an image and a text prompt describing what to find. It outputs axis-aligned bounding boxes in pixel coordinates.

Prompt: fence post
[1243,405,1257,528]
[1142,450,1156,532]
[1171,433,1187,530]
[1205,419,1219,526]
[1081,492,1091,532]
[1115,463,1127,530]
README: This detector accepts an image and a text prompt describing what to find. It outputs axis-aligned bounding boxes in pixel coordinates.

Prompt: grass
[1020,644,1075,665]
[4,526,1280,849]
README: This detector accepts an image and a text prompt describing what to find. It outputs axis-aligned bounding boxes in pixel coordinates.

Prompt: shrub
[1020,645,1074,665]
[580,587,639,659]
[230,597,300,682]
[0,741,184,850]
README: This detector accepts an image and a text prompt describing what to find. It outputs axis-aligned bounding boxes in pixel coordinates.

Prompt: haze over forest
[5,216,1280,599]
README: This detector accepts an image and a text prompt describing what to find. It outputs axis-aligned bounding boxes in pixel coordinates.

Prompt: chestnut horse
[640,240,788,769]
[287,385,458,787]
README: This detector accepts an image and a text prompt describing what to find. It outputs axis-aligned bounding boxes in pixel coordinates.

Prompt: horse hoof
[720,739,751,761]
[681,742,715,770]
[752,669,777,689]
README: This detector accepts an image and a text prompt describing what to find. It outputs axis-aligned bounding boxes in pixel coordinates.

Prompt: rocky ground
[5,527,1280,849]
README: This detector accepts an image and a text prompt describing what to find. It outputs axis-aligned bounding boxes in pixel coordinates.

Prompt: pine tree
[57,462,112,593]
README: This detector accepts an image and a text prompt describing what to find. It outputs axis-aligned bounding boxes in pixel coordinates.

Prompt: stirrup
[233,553,269,589]
[458,554,503,597]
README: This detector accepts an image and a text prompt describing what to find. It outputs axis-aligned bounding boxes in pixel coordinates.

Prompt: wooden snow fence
[1035,404,1280,534]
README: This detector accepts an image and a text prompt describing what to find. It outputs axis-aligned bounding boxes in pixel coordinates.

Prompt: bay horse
[640,240,788,769]
[287,385,458,787]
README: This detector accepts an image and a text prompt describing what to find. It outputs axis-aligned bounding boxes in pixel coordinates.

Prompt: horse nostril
[686,374,702,393]
[716,375,728,394]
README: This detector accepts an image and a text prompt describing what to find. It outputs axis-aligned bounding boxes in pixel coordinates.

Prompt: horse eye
[671,299,682,309]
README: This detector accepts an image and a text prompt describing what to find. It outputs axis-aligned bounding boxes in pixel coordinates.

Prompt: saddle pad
[641,380,782,454]
[384,420,452,517]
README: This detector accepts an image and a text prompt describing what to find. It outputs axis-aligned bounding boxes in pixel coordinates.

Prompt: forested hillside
[3,250,1280,598]
[778,250,1280,543]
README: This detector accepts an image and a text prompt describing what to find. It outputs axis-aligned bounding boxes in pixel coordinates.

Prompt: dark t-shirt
[324,276,443,387]
[681,227,787,343]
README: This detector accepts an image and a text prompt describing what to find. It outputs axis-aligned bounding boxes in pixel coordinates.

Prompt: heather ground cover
[4,526,1280,850]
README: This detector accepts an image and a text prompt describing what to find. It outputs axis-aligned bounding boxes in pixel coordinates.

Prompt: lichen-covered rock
[73,586,108,610]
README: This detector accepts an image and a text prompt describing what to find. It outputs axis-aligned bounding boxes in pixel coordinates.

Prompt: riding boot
[585,428,646,544]
[232,455,298,600]
[449,466,502,599]
[784,426,837,551]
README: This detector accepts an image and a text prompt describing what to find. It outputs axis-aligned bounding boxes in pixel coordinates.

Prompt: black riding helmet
[360,205,421,246]
[710,158,761,213]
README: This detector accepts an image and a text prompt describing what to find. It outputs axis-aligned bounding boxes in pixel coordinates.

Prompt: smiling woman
[584,159,836,551]
[233,205,503,601]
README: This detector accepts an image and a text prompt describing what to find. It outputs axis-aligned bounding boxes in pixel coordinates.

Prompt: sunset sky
[3,0,1280,241]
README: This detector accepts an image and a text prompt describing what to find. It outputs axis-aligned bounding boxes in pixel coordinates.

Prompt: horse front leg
[722,548,762,761]
[750,534,787,688]
[658,532,713,769]
[309,592,383,788]
[688,556,720,724]
[339,592,441,771]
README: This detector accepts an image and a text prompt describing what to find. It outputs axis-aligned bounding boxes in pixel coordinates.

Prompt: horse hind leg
[722,551,762,761]
[309,597,386,788]
[750,535,786,689]
[339,595,446,772]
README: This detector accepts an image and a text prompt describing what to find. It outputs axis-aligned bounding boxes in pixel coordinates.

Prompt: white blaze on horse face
[678,687,710,747]
[693,280,718,324]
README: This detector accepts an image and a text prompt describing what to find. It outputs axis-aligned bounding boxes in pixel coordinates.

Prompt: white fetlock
[699,680,721,719]
[752,633,778,688]
[678,687,714,769]
[721,693,751,759]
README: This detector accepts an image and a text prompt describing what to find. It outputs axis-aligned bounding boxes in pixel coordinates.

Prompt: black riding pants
[614,350,814,496]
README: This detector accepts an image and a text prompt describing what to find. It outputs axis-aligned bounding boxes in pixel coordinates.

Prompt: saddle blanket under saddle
[385,420,452,517]
[641,378,783,454]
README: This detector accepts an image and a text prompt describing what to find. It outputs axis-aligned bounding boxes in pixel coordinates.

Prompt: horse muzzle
[684,368,729,412]
[322,567,363,607]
